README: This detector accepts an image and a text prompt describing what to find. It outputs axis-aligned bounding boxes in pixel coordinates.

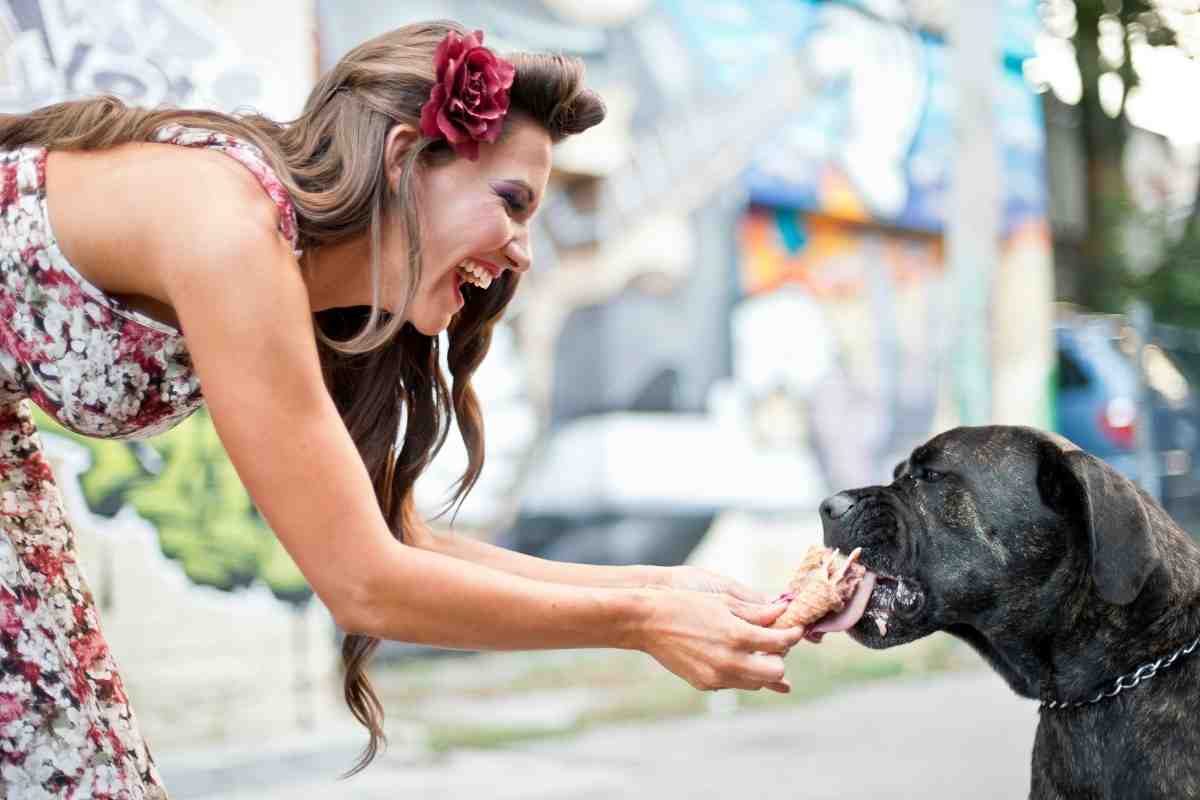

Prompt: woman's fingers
[721,577,771,605]
[727,597,789,628]
[725,599,807,654]
[642,589,807,694]
[747,623,807,654]
[712,652,789,691]
[666,566,771,603]
[745,651,788,685]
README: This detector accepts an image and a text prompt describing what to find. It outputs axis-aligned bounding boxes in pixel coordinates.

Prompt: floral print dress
[0,125,300,798]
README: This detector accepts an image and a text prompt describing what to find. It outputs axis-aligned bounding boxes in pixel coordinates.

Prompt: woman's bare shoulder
[47,141,288,306]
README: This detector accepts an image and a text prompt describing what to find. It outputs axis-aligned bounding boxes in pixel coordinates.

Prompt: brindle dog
[820,425,1200,800]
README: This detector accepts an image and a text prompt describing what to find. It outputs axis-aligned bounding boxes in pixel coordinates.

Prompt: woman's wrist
[609,586,656,652]
[636,564,672,589]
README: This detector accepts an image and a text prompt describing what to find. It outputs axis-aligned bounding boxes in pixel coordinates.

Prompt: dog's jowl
[821,425,1200,800]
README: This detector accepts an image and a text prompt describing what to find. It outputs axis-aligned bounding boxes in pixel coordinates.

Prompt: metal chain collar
[1040,635,1200,712]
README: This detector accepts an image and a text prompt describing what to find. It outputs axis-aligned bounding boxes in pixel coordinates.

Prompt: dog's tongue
[812,571,876,634]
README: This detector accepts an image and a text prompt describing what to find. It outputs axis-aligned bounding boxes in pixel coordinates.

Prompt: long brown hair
[0,20,605,777]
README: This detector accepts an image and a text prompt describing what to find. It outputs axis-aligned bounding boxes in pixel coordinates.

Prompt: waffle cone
[772,545,865,630]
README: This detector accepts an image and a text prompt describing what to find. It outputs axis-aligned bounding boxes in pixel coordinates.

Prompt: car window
[1058,349,1090,389]
[1109,331,1193,405]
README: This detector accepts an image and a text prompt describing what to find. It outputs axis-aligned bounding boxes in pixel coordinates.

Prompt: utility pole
[947,1,1001,424]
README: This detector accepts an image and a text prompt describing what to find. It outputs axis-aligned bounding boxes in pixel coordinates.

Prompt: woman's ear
[384,124,420,192]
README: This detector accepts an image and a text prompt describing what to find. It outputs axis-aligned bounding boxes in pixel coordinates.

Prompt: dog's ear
[1036,441,1160,605]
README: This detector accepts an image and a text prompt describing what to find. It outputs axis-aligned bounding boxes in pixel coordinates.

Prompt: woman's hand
[655,564,772,604]
[633,588,804,694]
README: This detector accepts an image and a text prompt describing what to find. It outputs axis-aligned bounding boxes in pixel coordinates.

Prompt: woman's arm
[407,520,666,589]
[151,165,802,690]
[409,523,772,603]
[354,542,799,696]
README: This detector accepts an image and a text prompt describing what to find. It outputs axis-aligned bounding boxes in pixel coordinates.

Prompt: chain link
[1040,635,1200,712]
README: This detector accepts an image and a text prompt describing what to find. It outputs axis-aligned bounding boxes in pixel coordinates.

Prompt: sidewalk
[157,668,1037,799]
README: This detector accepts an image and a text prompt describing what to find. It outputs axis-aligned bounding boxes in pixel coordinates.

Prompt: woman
[0,20,805,795]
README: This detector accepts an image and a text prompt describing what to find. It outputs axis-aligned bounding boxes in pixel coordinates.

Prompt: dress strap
[154,123,302,257]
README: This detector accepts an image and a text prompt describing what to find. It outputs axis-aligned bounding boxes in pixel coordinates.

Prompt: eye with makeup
[492,181,534,217]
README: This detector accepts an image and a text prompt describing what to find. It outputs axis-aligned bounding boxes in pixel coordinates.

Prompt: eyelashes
[491,181,534,217]
[497,190,527,214]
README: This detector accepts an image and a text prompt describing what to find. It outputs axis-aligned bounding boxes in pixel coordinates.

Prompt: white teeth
[867,608,890,637]
[457,259,493,290]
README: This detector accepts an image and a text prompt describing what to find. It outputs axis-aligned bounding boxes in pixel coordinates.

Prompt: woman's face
[396,117,552,335]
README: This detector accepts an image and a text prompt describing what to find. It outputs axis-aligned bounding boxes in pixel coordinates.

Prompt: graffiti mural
[736,212,948,492]
[1,0,1055,589]
[719,0,1053,489]
[740,3,1047,235]
[314,0,1053,573]
[1,0,310,600]
[30,404,311,602]
[0,0,266,112]
[735,211,1053,489]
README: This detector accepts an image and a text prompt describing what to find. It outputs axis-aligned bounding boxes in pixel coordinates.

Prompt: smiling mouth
[457,258,499,290]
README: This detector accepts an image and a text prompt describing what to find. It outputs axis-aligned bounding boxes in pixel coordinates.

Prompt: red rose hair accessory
[419,30,516,161]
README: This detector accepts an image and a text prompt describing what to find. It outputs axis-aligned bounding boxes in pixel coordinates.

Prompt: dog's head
[821,425,1165,692]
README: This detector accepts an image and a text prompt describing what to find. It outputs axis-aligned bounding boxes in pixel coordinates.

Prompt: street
[159,668,1037,799]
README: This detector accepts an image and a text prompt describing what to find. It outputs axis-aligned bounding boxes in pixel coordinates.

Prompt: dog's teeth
[894,581,921,613]
[875,616,888,636]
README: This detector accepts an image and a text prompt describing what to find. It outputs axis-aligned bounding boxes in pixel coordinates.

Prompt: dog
[820,425,1200,800]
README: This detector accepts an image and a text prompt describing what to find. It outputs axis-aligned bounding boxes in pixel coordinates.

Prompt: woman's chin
[409,313,452,337]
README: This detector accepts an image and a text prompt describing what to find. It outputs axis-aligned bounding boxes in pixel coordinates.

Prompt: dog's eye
[918,468,946,483]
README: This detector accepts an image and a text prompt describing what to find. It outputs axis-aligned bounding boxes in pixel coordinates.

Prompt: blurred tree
[1053,0,1200,323]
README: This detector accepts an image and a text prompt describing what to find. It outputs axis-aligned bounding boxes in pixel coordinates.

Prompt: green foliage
[1061,1,1200,321]
[33,405,312,606]
[1075,188,1200,325]
[1130,232,1200,328]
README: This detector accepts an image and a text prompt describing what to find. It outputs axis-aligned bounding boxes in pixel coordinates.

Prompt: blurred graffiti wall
[313,2,1054,582]
[0,0,332,749]
[734,0,1053,488]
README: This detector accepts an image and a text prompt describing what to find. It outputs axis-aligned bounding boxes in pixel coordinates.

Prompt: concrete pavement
[157,668,1038,799]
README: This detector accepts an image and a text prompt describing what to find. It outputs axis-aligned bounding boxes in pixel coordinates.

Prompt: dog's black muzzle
[817,488,932,647]
[819,489,908,565]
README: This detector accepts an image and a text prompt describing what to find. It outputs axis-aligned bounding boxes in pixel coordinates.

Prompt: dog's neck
[1043,596,1200,705]
[961,529,1200,703]
[1048,524,1200,702]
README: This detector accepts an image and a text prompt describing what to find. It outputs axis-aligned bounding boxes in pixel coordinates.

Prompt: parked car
[494,410,827,566]
[1054,315,1200,527]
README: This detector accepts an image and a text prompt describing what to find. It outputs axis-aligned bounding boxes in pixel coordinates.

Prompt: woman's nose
[504,233,531,273]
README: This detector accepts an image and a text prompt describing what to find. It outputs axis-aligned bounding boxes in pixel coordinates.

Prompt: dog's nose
[820,492,857,521]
